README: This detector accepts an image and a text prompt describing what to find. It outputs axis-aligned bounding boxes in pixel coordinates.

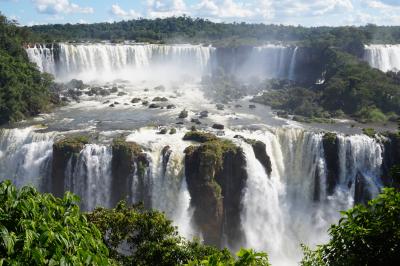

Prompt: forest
[0,14,54,124]
[28,16,400,47]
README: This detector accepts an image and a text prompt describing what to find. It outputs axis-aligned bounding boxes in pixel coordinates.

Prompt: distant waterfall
[64,144,113,210]
[288,47,298,80]
[364,44,400,72]
[26,43,215,81]
[236,45,299,80]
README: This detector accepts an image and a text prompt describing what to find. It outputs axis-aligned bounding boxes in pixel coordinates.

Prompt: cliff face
[51,136,88,197]
[183,132,248,248]
[111,138,150,207]
[322,133,340,195]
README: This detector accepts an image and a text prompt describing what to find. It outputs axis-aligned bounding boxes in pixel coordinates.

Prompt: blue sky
[1,0,400,26]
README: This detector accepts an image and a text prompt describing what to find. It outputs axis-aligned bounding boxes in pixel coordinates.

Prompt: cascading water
[64,144,113,211]
[0,127,56,190]
[236,45,299,80]
[26,43,215,82]
[364,44,400,72]
[227,128,384,266]
[126,128,194,238]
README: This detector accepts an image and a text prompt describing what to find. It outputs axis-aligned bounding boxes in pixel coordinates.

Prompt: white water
[224,128,383,266]
[26,43,215,82]
[237,45,299,80]
[0,125,386,265]
[0,127,55,189]
[64,144,113,210]
[364,44,400,72]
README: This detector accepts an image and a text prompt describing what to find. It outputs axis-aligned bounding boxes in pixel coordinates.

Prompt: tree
[87,201,230,266]
[0,180,113,265]
[301,188,400,266]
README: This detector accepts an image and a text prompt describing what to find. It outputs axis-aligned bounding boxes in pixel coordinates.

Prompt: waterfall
[126,128,194,238]
[64,144,112,211]
[288,47,298,80]
[25,44,56,74]
[0,125,387,265]
[364,44,400,72]
[235,128,383,266]
[237,45,298,80]
[0,127,56,189]
[26,43,215,81]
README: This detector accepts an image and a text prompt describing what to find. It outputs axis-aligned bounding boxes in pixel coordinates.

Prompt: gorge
[0,40,399,265]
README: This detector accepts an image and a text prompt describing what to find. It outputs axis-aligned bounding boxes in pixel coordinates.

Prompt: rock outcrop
[184,131,247,248]
[51,135,88,197]
[322,132,340,195]
[110,138,150,207]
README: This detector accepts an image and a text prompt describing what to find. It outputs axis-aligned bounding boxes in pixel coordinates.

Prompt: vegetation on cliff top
[252,49,400,123]
[0,13,54,125]
[53,135,89,155]
[28,16,400,47]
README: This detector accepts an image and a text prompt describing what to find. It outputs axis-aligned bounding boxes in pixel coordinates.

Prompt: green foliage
[253,48,400,123]
[87,202,228,266]
[0,180,112,265]
[0,13,53,125]
[53,135,89,155]
[183,131,218,143]
[362,128,376,138]
[186,248,270,266]
[301,188,400,266]
[27,16,400,48]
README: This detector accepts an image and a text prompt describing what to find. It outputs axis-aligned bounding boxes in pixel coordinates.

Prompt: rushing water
[0,42,392,265]
[364,44,400,72]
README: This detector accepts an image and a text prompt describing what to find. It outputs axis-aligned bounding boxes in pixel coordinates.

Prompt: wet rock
[234,104,242,108]
[98,89,110,96]
[179,109,188,119]
[52,136,88,197]
[149,103,160,108]
[322,132,340,195]
[131,98,141,103]
[212,123,224,130]
[158,128,168,134]
[117,91,127,96]
[142,101,149,106]
[154,85,166,91]
[110,87,118,93]
[65,79,85,90]
[216,104,224,110]
[144,88,149,92]
[153,96,168,102]
[184,135,247,248]
[176,121,184,125]
[169,128,177,134]
[199,110,209,118]
[103,100,110,104]
[111,138,150,207]
[114,101,120,105]
[191,118,202,125]
[167,104,176,109]
[109,104,115,107]
[249,104,256,109]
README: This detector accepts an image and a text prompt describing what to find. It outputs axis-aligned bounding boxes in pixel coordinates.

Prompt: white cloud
[110,4,141,19]
[147,0,188,18]
[33,0,94,15]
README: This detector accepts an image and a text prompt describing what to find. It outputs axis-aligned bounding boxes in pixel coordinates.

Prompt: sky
[1,0,400,27]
